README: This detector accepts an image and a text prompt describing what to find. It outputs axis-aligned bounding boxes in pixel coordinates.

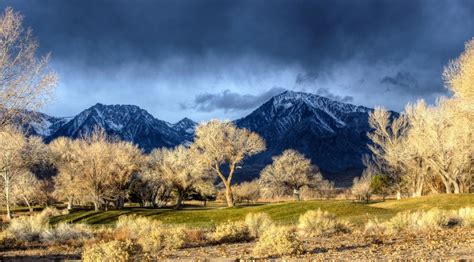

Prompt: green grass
[49,194,473,228]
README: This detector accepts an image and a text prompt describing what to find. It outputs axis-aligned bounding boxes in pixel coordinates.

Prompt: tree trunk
[24,197,33,213]
[225,184,234,207]
[5,177,11,220]
[396,190,401,200]
[175,191,184,209]
[67,198,73,210]
[453,182,460,194]
[293,188,301,201]
[93,201,100,212]
[116,197,125,209]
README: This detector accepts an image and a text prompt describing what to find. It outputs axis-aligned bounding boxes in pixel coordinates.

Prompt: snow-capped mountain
[45,103,189,152]
[22,112,70,137]
[235,91,374,185]
[26,90,380,185]
[170,117,197,142]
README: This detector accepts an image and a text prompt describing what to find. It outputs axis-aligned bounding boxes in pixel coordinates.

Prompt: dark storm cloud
[190,87,286,112]
[381,72,419,92]
[1,0,473,120]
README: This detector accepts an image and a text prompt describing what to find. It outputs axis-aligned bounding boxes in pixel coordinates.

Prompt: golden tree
[193,120,265,207]
[0,8,57,127]
[259,149,321,201]
[150,145,211,209]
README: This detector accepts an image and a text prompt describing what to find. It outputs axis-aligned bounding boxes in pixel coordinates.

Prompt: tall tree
[193,120,266,207]
[0,8,57,128]
[0,126,41,218]
[151,145,211,209]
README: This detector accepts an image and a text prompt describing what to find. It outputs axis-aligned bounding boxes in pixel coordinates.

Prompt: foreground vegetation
[0,195,472,260]
[48,194,473,227]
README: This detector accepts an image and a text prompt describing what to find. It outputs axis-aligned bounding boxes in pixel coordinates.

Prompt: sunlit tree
[193,120,265,207]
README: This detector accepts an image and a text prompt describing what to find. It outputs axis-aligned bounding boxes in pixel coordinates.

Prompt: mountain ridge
[27,90,380,185]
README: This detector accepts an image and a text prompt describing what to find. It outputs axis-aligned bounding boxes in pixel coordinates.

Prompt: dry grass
[82,239,141,262]
[297,209,351,237]
[211,221,250,244]
[253,225,304,258]
[244,212,273,238]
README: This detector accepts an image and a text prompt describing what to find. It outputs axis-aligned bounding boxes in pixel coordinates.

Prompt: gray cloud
[190,87,286,112]
[315,88,354,103]
[0,0,472,121]
[381,72,419,91]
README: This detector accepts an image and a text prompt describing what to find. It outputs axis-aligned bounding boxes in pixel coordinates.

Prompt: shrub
[0,231,16,250]
[388,208,451,233]
[82,239,140,262]
[364,218,388,236]
[211,221,250,243]
[253,225,304,257]
[138,226,187,253]
[6,213,49,242]
[244,212,273,238]
[6,208,92,243]
[115,215,163,240]
[183,228,209,247]
[40,207,62,217]
[115,215,187,252]
[456,207,474,227]
[297,209,351,237]
[41,223,93,242]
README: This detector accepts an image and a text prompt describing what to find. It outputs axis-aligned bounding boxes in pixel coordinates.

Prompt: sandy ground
[1,227,473,261]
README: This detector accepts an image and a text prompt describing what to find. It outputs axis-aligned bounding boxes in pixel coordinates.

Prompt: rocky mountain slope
[28,91,378,185]
[234,91,373,184]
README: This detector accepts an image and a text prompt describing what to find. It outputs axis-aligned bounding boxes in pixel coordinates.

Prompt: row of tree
[0,119,334,218]
[354,38,474,199]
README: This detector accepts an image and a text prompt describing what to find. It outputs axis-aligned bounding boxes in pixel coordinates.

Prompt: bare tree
[105,141,143,209]
[150,146,212,209]
[193,120,265,207]
[367,107,408,199]
[11,171,41,213]
[136,154,173,208]
[0,8,57,128]
[259,149,321,201]
[234,180,260,204]
[0,125,42,218]
[351,170,372,203]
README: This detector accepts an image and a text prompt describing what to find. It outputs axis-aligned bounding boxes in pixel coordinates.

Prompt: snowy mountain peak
[48,103,185,151]
[172,117,197,140]
[272,90,370,115]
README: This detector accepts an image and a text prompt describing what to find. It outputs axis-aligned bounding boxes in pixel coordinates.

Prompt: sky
[1,0,474,122]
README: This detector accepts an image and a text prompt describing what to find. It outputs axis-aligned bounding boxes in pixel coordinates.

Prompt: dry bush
[6,207,89,243]
[0,231,16,250]
[82,239,141,262]
[388,208,451,233]
[183,228,209,247]
[6,212,49,242]
[297,209,351,237]
[115,215,187,253]
[364,218,388,236]
[211,221,250,243]
[456,207,474,227]
[40,207,62,217]
[115,215,163,239]
[244,212,273,238]
[253,225,304,258]
[138,226,187,253]
[41,223,93,242]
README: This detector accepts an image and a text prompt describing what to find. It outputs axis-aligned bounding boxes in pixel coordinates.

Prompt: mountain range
[25,91,378,186]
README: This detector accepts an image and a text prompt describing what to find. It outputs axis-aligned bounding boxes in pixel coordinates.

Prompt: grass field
[48,194,473,228]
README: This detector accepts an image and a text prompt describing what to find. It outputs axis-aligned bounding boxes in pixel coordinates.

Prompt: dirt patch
[1,227,472,260]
